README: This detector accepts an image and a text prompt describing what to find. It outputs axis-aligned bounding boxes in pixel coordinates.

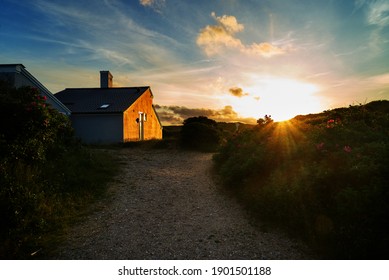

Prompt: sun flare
[231,77,323,121]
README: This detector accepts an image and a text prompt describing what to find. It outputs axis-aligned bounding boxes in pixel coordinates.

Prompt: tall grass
[213,101,389,259]
[0,145,118,259]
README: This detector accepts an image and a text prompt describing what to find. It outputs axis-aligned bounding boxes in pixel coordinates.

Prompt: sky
[1,0,389,124]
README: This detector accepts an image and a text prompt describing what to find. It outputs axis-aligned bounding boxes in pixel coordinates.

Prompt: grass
[0,146,119,259]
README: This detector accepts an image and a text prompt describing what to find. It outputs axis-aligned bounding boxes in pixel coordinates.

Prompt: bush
[213,127,270,186]
[180,116,221,152]
[0,81,118,258]
[213,102,389,259]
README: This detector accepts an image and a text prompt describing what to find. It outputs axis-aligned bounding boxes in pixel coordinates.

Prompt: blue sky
[1,0,389,124]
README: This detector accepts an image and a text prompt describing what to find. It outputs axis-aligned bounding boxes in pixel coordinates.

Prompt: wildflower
[326,119,335,128]
[343,145,352,153]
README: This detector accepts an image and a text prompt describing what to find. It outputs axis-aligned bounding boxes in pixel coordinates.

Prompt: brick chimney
[100,70,113,88]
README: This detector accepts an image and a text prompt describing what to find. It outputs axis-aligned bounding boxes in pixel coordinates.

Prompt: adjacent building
[0,64,71,115]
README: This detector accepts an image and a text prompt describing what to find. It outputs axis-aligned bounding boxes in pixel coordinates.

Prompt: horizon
[1,0,389,125]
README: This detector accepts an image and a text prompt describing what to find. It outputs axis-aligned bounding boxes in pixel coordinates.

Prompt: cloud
[367,0,389,27]
[139,0,165,12]
[364,0,389,55]
[228,87,249,98]
[197,12,286,58]
[140,0,153,5]
[196,13,244,56]
[244,42,285,57]
[154,104,257,125]
[212,12,244,33]
[368,72,389,84]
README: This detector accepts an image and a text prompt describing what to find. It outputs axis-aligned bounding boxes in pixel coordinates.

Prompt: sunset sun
[231,77,322,122]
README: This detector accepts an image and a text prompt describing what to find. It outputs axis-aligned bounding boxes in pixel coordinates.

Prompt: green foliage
[213,126,272,186]
[180,116,221,152]
[214,101,389,259]
[0,82,118,258]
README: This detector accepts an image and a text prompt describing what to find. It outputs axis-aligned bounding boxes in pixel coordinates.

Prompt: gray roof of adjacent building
[55,87,150,114]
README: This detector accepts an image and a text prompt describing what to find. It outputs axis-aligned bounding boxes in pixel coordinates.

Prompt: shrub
[0,81,118,258]
[180,116,221,152]
[213,126,270,186]
[0,81,74,162]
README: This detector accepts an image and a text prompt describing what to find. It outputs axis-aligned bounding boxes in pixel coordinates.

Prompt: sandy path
[53,148,312,259]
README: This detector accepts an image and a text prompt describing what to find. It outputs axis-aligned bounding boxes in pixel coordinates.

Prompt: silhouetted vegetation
[214,101,389,259]
[180,116,221,152]
[0,81,118,258]
[257,114,274,126]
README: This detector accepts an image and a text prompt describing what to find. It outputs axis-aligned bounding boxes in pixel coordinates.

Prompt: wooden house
[55,71,163,143]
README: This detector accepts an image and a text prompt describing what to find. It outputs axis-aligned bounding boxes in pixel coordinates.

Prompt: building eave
[18,66,71,115]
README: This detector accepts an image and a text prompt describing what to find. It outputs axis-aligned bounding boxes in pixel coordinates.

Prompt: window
[99,104,110,109]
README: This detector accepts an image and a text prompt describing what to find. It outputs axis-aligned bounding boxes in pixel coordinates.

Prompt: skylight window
[99,104,110,109]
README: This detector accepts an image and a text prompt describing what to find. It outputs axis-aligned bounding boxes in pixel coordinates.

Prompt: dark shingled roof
[55,87,150,113]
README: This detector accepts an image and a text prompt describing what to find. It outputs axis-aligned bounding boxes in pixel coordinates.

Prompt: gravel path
[53,148,313,259]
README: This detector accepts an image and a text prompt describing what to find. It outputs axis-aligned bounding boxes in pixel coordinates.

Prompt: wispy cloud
[355,0,367,8]
[197,12,287,58]
[34,0,172,40]
[367,0,389,27]
[368,72,389,85]
[243,42,286,57]
[318,71,389,109]
[29,0,181,69]
[363,0,389,54]
[34,0,109,29]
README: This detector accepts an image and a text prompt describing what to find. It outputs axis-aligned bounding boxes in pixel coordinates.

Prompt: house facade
[0,64,71,115]
[55,71,163,143]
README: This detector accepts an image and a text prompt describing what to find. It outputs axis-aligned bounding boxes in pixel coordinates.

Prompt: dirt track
[53,148,312,259]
